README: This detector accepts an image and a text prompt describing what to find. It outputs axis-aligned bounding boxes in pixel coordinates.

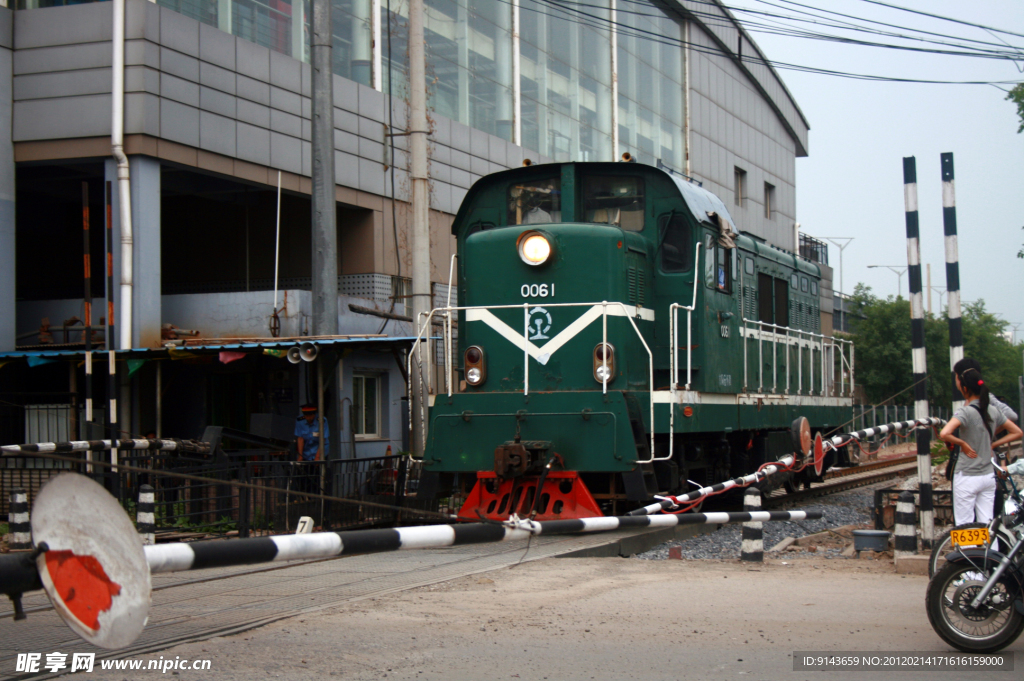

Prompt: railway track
[764,455,920,507]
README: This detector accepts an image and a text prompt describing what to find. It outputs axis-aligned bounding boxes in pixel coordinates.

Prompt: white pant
[953,472,996,526]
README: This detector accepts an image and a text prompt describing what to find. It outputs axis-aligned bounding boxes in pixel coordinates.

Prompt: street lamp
[1008,322,1021,345]
[867,265,908,298]
[818,237,853,333]
[818,237,854,297]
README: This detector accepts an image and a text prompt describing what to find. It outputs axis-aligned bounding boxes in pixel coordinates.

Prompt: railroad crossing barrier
[137,484,155,545]
[894,491,918,557]
[0,472,824,650]
[8,487,30,550]
[741,487,763,563]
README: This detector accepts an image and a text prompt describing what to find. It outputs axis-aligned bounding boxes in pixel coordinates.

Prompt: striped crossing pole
[629,417,946,517]
[822,417,943,452]
[894,491,917,557]
[629,455,795,515]
[740,487,763,562]
[8,488,31,550]
[904,156,934,549]
[941,153,964,415]
[1,439,210,455]
[82,182,94,454]
[137,485,155,545]
[142,510,823,574]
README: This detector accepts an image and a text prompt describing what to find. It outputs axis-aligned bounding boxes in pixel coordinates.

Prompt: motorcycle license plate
[950,527,990,548]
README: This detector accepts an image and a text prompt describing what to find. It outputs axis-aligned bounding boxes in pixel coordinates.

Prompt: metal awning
[0,336,424,360]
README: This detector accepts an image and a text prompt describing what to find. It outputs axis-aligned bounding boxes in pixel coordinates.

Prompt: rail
[407,300,657,462]
[738,318,854,397]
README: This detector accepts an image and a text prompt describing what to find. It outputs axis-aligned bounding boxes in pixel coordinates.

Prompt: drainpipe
[111,0,133,350]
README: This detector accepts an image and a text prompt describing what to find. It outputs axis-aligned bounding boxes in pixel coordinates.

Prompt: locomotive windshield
[582,176,645,231]
[508,177,562,225]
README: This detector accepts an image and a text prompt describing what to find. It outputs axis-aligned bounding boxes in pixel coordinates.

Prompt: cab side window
[704,234,733,293]
[659,213,692,272]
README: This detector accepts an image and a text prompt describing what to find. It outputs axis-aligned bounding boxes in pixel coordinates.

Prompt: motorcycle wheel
[926,560,1024,653]
[929,523,991,578]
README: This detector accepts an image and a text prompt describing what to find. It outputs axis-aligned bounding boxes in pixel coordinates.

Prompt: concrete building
[0,0,812,452]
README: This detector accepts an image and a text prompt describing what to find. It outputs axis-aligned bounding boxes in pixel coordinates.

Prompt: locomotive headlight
[464,346,486,386]
[593,343,616,385]
[518,231,552,266]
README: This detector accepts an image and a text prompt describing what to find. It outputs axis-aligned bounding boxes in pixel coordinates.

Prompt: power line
[854,0,1024,41]
[522,0,1023,85]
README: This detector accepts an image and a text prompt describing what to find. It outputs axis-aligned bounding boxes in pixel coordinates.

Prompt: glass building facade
[17,0,690,170]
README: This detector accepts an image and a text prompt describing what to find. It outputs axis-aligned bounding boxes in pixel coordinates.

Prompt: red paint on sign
[45,550,122,631]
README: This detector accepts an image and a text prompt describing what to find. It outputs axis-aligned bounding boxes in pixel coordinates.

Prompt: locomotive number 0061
[521,284,555,298]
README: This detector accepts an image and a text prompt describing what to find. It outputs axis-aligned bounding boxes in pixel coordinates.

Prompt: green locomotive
[418,161,854,519]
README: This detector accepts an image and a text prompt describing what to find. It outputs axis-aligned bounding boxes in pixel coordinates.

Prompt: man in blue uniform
[295,404,329,462]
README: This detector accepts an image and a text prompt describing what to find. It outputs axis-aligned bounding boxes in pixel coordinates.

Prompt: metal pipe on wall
[111,0,133,351]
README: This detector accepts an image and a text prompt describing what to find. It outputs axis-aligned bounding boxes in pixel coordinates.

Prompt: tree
[843,285,1022,408]
[1009,83,1024,134]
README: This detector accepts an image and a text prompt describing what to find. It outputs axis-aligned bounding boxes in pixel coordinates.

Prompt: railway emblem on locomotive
[528,306,552,341]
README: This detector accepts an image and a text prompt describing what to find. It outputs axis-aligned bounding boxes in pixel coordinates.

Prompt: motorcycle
[926,463,1024,653]
[928,464,1024,577]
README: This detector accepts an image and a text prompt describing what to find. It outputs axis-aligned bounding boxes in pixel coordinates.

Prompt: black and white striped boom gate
[143,510,822,573]
[629,455,797,515]
[904,156,934,549]
[0,438,210,455]
[822,417,944,452]
[630,417,945,516]
[0,473,821,648]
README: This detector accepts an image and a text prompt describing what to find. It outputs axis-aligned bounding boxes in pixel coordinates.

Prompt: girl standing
[939,359,1023,526]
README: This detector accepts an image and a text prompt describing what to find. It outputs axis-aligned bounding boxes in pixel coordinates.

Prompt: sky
[728,0,1024,338]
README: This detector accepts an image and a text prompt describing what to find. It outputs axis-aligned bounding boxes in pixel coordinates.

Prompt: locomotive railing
[738,319,854,397]
[407,300,657,462]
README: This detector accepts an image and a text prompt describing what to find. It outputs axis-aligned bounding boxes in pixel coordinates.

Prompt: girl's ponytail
[959,366,992,432]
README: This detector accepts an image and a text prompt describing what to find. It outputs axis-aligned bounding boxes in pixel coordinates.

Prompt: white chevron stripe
[466,304,654,365]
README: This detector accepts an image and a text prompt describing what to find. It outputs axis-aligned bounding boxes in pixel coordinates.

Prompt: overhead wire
[510,0,1024,85]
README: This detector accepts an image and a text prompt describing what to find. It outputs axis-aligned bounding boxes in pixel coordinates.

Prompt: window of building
[734,167,746,206]
[764,182,775,219]
[658,213,691,272]
[508,177,562,225]
[353,374,381,439]
[583,176,645,231]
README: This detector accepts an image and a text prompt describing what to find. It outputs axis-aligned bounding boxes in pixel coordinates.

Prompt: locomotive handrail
[667,242,704,464]
[738,318,854,397]
[408,300,658,462]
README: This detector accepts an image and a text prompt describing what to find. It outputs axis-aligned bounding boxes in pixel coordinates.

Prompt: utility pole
[311,0,338,337]
[409,0,431,456]
[903,156,933,550]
